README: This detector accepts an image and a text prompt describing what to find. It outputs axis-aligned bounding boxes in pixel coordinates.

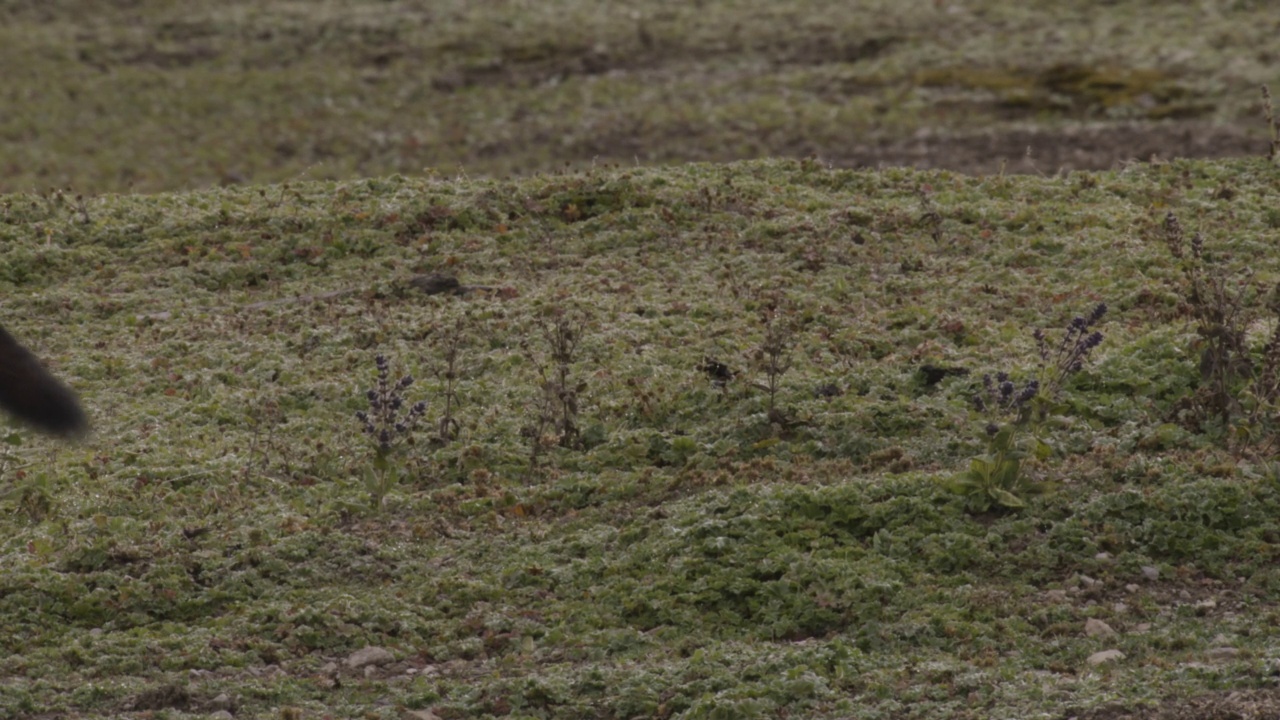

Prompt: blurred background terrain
[2,0,1277,194]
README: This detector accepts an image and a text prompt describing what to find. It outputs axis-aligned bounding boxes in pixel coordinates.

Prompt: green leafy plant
[0,470,56,523]
[943,373,1048,511]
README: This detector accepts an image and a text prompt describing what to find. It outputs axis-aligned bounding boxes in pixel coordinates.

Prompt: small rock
[321,662,338,675]
[1141,565,1159,581]
[813,382,843,398]
[209,693,234,712]
[1045,589,1068,603]
[918,364,968,385]
[1087,649,1125,666]
[1124,584,1139,593]
[1095,552,1112,562]
[1079,575,1099,588]
[347,646,395,669]
[1085,618,1117,637]
[1113,602,1128,614]
[1133,623,1152,633]
[409,273,463,296]
[1206,647,1240,661]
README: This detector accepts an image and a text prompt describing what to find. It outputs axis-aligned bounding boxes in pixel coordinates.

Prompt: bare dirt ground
[5,1,1277,193]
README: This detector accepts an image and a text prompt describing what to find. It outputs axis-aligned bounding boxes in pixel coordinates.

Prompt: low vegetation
[3,156,1280,717]
[2,0,1278,193]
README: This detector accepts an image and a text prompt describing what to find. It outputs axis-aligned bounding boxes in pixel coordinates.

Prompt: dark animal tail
[0,325,88,438]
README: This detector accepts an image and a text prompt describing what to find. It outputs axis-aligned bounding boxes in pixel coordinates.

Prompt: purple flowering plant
[943,303,1107,511]
[355,354,428,510]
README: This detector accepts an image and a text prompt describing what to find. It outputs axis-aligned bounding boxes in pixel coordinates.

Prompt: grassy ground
[5,1,1280,718]
[3,156,1280,718]
[2,0,1278,193]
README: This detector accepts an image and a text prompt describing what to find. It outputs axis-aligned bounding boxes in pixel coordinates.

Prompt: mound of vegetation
[3,157,1280,718]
